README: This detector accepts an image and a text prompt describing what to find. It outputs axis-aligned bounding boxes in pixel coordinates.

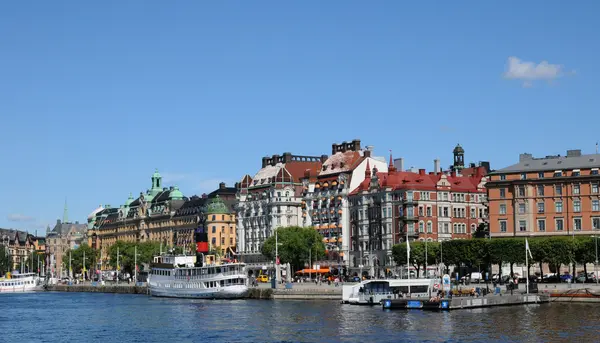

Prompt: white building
[236,153,325,256]
[300,140,388,270]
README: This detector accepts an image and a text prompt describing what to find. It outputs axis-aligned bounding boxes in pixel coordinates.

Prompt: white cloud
[7,213,35,222]
[504,56,572,87]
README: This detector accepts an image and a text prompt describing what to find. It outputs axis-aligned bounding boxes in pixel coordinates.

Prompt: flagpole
[525,239,529,295]
[407,230,411,297]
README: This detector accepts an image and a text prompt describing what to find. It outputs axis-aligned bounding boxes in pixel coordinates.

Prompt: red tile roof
[350,166,487,195]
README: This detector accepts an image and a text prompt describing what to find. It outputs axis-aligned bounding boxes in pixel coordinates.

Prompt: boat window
[216,267,221,273]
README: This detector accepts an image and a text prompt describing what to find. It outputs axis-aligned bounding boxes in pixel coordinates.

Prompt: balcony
[403,197,418,205]
[399,215,418,221]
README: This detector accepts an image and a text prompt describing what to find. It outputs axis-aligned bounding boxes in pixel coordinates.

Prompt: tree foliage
[107,241,162,273]
[0,246,11,275]
[261,226,326,270]
[63,244,99,275]
[392,236,600,276]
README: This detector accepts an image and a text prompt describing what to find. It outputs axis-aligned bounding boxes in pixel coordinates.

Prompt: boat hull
[149,285,248,299]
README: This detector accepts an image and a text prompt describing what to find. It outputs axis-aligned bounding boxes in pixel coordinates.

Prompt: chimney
[394,158,404,172]
[219,182,226,189]
[352,139,361,151]
[320,155,328,163]
[419,169,426,176]
[282,152,293,163]
[450,171,456,177]
[434,159,440,174]
[364,150,371,158]
[271,154,280,166]
[519,153,533,162]
[262,157,269,168]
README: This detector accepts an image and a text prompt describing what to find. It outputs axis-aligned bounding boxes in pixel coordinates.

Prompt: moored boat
[0,272,42,293]
[148,254,248,299]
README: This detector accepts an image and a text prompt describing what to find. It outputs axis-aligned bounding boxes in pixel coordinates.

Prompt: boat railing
[172,270,247,281]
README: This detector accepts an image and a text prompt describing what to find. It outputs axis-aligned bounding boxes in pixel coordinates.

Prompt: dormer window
[572,169,580,177]
[554,171,562,177]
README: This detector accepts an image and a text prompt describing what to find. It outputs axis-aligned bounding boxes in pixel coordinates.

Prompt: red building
[347,146,488,275]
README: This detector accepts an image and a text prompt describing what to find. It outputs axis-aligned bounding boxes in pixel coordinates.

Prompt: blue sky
[1,1,598,233]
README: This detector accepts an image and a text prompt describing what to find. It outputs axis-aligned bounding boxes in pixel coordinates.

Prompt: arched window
[470,223,476,233]
[426,221,432,233]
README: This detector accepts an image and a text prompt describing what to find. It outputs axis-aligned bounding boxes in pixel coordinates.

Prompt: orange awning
[295,268,331,274]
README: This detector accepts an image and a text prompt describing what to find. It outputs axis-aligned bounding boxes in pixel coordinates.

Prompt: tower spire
[388,150,397,173]
[63,198,69,223]
[365,159,371,178]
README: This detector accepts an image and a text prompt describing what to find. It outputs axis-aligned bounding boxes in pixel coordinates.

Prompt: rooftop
[491,149,600,174]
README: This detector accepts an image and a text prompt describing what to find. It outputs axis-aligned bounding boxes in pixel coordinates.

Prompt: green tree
[108,241,162,273]
[64,244,99,275]
[544,236,573,275]
[0,246,10,275]
[261,226,325,271]
[573,236,596,280]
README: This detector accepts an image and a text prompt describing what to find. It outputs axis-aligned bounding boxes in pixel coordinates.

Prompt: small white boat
[342,278,439,305]
[0,272,42,293]
[148,254,249,299]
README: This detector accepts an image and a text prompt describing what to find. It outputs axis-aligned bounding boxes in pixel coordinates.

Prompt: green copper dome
[169,186,184,200]
[206,195,229,214]
[125,193,134,206]
[152,168,161,179]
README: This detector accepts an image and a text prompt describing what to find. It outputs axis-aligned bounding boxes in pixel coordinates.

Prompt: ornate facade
[46,202,88,277]
[300,140,388,269]
[205,196,236,256]
[0,228,39,272]
[87,170,234,266]
[236,153,324,255]
[348,146,488,276]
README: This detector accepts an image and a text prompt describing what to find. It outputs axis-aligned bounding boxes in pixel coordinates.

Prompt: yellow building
[205,196,236,256]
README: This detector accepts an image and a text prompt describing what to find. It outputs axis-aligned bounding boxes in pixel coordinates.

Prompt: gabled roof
[318,151,363,177]
[350,167,486,195]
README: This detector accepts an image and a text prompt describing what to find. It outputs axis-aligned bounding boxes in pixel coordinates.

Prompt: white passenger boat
[0,272,42,293]
[342,278,439,305]
[148,254,248,299]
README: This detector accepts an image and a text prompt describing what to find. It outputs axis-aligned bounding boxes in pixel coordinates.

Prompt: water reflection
[2,293,600,343]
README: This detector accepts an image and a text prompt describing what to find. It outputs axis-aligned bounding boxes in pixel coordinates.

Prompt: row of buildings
[83,139,600,277]
[0,228,45,272]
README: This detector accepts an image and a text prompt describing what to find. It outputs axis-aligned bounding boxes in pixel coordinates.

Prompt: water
[1,292,599,343]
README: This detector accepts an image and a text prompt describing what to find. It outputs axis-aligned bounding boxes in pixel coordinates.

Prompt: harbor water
[1,292,598,342]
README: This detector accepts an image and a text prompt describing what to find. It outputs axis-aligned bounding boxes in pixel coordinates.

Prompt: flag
[406,239,411,261]
[525,238,533,259]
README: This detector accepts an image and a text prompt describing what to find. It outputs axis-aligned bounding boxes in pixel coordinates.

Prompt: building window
[419,221,424,233]
[592,169,599,175]
[521,173,527,180]
[537,202,545,213]
[212,226,216,233]
[593,183,599,194]
[518,203,526,214]
[499,204,506,215]
[500,174,506,180]
[593,200,600,212]
[554,171,562,177]
[573,184,580,195]
[537,219,546,232]
[537,185,544,196]
[221,237,225,245]
[555,185,562,195]
[592,217,600,230]
[538,172,544,178]
[556,218,564,231]
[418,207,424,216]
[519,220,527,232]
[426,221,432,233]
[499,221,507,232]
[211,238,216,245]
[500,189,506,198]
[555,201,563,213]
[426,206,432,217]
[574,218,582,231]
[212,215,216,221]
[573,170,580,177]
[573,200,581,213]
[443,223,449,233]
[518,187,525,197]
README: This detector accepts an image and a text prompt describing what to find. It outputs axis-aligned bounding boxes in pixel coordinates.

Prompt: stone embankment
[46,284,148,295]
